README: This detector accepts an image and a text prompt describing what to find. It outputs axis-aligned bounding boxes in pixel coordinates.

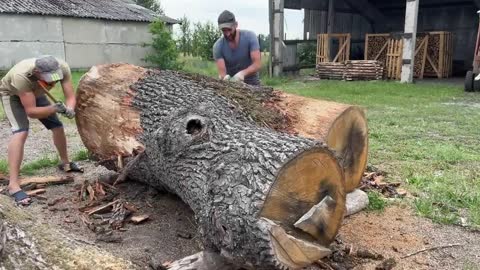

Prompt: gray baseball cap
[35,56,64,83]
[218,10,236,29]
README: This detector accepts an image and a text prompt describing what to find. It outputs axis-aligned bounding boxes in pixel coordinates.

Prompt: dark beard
[225,29,237,41]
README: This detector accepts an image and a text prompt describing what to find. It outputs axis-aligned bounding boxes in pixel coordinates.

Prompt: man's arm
[60,77,76,109]
[215,58,228,79]
[18,91,56,119]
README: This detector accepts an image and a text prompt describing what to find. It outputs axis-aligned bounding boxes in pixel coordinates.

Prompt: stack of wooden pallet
[316,60,383,81]
[344,60,383,81]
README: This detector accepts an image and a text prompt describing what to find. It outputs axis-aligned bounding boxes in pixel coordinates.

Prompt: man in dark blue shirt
[213,10,262,85]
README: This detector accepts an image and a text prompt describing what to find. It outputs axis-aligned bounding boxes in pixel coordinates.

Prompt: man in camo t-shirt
[0,56,83,206]
[213,10,262,85]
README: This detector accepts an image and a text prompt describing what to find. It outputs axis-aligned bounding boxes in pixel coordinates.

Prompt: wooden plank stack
[316,60,383,81]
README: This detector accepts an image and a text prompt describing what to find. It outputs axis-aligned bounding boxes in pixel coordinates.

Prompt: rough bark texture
[76,65,348,269]
[77,64,376,269]
[126,73,345,269]
[76,64,368,192]
[0,196,134,269]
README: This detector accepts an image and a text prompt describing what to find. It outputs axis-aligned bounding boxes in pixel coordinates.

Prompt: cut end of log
[326,106,368,192]
[274,92,368,193]
[75,63,147,160]
[260,147,345,247]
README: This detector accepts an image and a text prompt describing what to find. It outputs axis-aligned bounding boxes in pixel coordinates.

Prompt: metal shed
[269,0,478,82]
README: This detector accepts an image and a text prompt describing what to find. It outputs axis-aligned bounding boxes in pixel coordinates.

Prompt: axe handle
[38,81,59,104]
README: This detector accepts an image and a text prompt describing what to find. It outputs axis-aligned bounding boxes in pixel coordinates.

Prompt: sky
[161,0,305,39]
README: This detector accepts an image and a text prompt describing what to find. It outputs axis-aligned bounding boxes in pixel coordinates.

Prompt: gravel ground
[0,120,85,163]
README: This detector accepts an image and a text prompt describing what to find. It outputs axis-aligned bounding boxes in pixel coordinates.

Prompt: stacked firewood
[344,60,383,81]
[316,62,345,80]
[316,60,383,81]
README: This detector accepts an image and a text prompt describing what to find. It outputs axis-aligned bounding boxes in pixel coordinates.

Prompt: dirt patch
[319,205,480,269]
[1,119,479,269]
[13,162,200,269]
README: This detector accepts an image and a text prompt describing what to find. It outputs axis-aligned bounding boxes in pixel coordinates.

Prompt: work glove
[54,102,75,119]
[64,107,75,119]
[232,71,245,82]
[222,74,231,81]
[54,102,67,114]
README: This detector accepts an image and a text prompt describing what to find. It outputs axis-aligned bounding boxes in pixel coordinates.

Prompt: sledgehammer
[38,80,59,104]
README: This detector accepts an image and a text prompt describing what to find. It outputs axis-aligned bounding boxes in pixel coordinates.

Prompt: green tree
[191,22,221,60]
[298,42,316,66]
[258,34,270,52]
[178,16,192,56]
[135,0,164,15]
[144,19,179,69]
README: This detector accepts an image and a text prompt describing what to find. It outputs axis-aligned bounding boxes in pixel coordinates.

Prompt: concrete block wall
[62,18,153,68]
[0,14,154,70]
[0,14,65,68]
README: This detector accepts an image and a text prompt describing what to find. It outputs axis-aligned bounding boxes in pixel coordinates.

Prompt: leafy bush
[298,42,316,66]
[191,22,221,60]
[144,19,180,69]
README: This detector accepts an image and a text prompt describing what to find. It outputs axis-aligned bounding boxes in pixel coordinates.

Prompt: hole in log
[186,119,204,135]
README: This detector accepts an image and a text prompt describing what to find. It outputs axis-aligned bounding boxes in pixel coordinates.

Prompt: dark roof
[0,0,180,23]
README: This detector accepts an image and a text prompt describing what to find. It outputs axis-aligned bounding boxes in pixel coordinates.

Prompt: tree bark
[76,64,368,192]
[75,65,350,269]
[0,196,134,269]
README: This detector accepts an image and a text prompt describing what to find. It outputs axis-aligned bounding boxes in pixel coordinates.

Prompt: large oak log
[76,64,348,269]
[76,64,367,192]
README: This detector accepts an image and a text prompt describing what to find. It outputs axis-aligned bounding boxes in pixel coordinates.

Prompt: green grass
[366,191,387,211]
[0,159,7,175]
[72,149,89,162]
[20,155,59,176]
[179,54,272,80]
[277,79,480,227]
[0,149,90,176]
[180,55,217,77]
